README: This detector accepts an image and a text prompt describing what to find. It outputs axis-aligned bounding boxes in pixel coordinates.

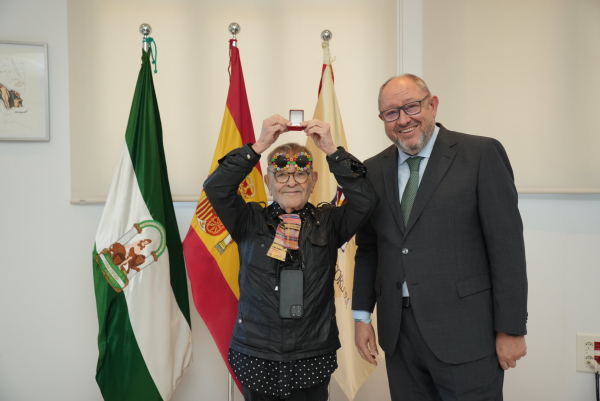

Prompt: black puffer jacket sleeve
[325,147,380,248]
[203,143,261,242]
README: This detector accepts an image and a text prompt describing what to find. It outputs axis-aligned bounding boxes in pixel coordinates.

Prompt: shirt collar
[267,202,311,221]
[397,124,440,164]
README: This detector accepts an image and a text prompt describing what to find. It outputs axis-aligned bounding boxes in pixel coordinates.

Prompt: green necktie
[401,157,424,227]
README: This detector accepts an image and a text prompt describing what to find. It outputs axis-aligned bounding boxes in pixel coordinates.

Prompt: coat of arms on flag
[96,220,166,292]
[194,175,258,256]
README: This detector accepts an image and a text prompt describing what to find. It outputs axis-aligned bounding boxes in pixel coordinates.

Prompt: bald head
[378,74,431,111]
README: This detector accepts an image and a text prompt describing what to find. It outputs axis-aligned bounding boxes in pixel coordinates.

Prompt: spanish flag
[306,41,379,400]
[182,39,267,389]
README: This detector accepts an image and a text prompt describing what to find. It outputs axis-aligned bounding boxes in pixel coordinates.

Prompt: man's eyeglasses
[380,95,430,122]
[270,170,311,184]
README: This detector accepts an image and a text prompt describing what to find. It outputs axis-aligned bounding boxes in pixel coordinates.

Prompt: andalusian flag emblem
[92,49,192,401]
[96,220,166,292]
[183,38,267,390]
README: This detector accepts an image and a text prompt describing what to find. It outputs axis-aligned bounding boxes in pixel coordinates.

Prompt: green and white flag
[92,49,192,401]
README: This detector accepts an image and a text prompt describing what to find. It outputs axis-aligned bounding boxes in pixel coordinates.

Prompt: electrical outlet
[576,333,600,373]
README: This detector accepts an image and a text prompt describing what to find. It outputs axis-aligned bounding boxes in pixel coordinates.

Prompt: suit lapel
[404,126,457,237]
[381,145,405,235]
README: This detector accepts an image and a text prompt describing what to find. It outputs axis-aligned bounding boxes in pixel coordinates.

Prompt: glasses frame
[379,95,430,122]
[269,170,311,184]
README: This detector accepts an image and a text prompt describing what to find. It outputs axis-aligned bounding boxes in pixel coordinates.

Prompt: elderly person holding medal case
[204,115,379,401]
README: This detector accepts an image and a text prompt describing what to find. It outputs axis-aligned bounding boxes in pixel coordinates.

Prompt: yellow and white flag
[306,41,379,401]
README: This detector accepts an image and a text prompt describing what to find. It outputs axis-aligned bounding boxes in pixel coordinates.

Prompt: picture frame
[0,41,49,141]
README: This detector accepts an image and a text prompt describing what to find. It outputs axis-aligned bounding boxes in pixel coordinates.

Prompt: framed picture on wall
[0,41,49,141]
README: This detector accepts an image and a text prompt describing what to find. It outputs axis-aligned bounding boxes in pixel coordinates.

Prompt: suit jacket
[352,123,528,364]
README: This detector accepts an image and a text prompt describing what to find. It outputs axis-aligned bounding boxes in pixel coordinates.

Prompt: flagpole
[321,29,333,401]
[139,23,152,52]
[227,21,241,401]
[321,28,333,401]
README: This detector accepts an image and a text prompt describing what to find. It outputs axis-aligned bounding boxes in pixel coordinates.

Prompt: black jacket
[204,144,379,362]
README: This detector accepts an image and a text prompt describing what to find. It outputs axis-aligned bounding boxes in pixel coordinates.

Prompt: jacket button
[402,248,409,255]
[238,319,242,324]
[397,282,401,289]
[247,154,251,159]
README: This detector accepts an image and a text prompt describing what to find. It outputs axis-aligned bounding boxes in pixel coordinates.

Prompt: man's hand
[355,321,379,366]
[252,115,290,155]
[302,119,337,156]
[496,332,527,370]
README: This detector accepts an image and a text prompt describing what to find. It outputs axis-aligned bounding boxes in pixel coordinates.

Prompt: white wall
[67,0,397,203]
[1,1,599,400]
[423,0,600,193]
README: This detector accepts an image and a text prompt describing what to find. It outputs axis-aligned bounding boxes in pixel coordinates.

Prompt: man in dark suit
[352,74,528,400]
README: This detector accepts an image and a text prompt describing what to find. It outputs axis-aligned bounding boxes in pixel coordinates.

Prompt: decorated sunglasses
[270,152,313,171]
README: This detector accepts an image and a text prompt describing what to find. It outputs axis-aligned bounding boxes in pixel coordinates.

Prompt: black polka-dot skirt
[228,349,337,399]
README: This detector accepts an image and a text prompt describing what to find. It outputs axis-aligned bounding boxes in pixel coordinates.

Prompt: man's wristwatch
[354,318,372,324]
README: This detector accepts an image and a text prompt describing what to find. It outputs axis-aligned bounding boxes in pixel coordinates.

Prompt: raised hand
[252,115,291,155]
[302,119,337,156]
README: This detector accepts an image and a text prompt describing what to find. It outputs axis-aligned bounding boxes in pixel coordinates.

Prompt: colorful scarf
[267,214,302,261]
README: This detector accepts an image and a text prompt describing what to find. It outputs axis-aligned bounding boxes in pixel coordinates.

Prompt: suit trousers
[385,305,504,401]
[241,376,330,401]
